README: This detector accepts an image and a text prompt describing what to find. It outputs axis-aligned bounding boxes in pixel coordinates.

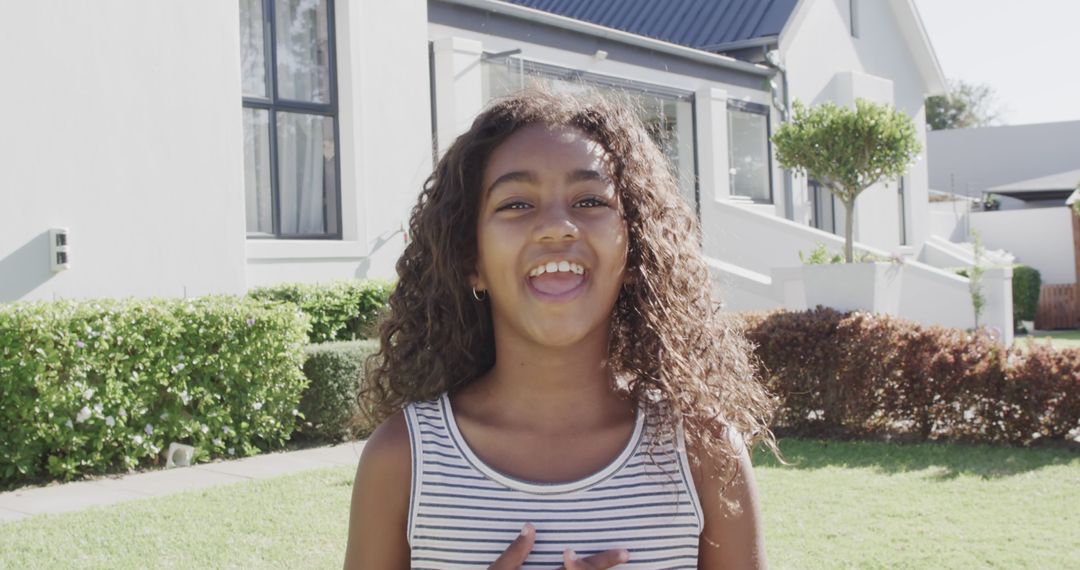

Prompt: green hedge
[1012,265,1041,322]
[247,280,391,344]
[742,308,1080,444]
[0,297,310,490]
[297,340,380,442]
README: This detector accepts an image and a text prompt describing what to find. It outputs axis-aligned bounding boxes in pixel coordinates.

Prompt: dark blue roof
[504,0,799,51]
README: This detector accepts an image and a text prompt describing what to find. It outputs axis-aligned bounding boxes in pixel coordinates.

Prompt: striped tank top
[403,394,704,569]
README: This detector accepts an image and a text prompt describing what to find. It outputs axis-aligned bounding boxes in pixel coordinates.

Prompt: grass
[1,439,1077,569]
[1016,329,1080,351]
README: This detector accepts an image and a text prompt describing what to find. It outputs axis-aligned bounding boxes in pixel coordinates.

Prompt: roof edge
[436,0,774,77]
[699,35,779,53]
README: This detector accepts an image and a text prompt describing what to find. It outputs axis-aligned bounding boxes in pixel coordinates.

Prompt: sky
[912,0,1080,126]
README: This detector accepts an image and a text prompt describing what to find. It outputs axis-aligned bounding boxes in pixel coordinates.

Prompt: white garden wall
[970,207,1076,285]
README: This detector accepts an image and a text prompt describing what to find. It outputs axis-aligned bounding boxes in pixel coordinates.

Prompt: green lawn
[1,439,1076,569]
[1016,329,1080,351]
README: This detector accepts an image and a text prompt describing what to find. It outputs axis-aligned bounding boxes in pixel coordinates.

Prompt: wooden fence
[1035,284,1077,330]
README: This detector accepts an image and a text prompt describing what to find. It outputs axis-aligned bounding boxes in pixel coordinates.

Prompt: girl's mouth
[525,260,588,301]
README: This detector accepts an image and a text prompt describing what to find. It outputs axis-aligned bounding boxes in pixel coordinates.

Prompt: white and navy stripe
[403,394,703,569]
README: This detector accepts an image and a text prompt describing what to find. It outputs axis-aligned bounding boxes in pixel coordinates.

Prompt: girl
[343,91,779,569]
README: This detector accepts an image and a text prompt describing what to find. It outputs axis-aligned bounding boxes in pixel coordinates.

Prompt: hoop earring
[472,288,487,301]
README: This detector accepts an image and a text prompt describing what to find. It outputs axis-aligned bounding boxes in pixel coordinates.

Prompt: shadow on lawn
[753,437,1080,481]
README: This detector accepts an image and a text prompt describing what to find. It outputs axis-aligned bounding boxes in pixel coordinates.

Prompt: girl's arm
[342,412,412,570]
[692,432,768,570]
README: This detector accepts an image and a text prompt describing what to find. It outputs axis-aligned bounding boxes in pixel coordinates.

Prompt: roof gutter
[698,35,779,53]
[436,0,775,77]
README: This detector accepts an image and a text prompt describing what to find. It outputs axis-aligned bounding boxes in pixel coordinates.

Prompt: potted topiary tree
[772,99,921,314]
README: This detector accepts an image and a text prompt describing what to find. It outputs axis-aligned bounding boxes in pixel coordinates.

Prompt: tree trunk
[843,196,856,263]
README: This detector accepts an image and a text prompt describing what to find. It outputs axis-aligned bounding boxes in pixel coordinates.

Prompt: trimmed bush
[1012,265,1041,323]
[0,297,310,490]
[247,280,391,344]
[742,308,1080,445]
[298,340,379,442]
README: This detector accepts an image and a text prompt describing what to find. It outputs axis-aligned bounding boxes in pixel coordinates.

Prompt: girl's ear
[469,270,487,292]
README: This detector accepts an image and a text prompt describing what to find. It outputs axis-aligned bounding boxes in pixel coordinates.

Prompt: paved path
[0,441,366,524]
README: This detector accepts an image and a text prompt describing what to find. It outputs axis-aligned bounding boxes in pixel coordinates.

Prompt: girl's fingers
[488,523,536,569]
[561,548,630,569]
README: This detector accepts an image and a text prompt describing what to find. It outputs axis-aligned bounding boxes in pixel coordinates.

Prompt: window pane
[275,0,331,103]
[243,108,273,234]
[276,112,337,236]
[728,109,771,202]
[239,0,269,98]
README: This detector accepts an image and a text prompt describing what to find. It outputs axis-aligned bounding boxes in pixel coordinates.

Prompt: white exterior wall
[928,121,1080,197]
[779,0,934,256]
[0,1,433,302]
[970,207,1076,285]
[0,1,248,301]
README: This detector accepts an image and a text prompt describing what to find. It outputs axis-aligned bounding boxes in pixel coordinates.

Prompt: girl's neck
[460,323,632,433]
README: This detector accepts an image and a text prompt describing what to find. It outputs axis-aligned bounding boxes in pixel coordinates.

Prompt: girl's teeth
[529,262,585,277]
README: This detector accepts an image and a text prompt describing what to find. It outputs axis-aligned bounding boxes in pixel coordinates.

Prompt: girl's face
[472,123,629,349]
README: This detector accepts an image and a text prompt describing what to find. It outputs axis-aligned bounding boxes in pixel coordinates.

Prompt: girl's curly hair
[359,90,779,486]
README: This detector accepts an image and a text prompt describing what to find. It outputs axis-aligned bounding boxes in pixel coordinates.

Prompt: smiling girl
[343,92,779,569]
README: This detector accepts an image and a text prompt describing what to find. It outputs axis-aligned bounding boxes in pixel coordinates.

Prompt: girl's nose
[533,204,580,242]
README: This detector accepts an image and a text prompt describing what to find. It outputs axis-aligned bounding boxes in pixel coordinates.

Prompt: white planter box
[801,262,904,315]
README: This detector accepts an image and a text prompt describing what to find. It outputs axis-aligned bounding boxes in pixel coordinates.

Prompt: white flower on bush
[179,390,191,406]
[144,423,154,435]
[119,407,127,418]
[105,416,115,427]
[83,388,94,400]
[227,447,235,455]
[252,401,263,411]
[76,406,92,423]
[65,419,74,429]
[160,412,169,421]
[200,424,210,434]
[93,403,103,414]
[212,438,223,447]
[171,363,185,374]
[133,434,144,445]
[222,426,230,434]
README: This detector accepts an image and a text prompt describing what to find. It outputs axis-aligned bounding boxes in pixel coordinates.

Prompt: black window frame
[726,99,774,204]
[242,0,342,240]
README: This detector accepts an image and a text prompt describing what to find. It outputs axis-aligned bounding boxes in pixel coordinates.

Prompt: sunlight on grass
[1,439,1077,569]
[1017,330,1080,351]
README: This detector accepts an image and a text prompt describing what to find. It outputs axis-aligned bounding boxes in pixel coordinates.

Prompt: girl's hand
[487,523,630,569]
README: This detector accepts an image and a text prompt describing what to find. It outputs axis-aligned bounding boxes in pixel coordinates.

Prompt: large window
[240,0,340,239]
[480,56,698,213]
[727,100,772,203]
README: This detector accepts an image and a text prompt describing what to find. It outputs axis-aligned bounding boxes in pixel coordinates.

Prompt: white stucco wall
[0,1,434,302]
[780,0,934,256]
[0,1,247,301]
[970,207,1076,285]
[927,121,1080,197]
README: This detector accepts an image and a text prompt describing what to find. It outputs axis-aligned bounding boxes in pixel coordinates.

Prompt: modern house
[928,121,1080,328]
[0,0,1014,340]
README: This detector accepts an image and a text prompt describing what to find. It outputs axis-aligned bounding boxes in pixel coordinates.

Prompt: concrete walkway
[0,441,366,525]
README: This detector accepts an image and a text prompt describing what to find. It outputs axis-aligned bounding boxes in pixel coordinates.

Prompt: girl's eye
[495,201,531,212]
[575,197,608,208]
